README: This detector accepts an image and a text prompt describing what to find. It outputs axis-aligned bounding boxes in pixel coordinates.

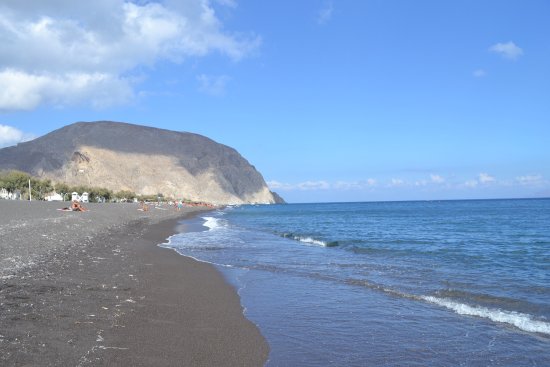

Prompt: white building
[70,192,90,202]
[46,192,64,201]
[1,189,21,200]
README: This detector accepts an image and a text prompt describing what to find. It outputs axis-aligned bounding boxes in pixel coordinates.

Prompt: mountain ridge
[0,121,284,204]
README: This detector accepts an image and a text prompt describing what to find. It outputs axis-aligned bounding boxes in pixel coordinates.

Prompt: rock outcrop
[0,121,284,205]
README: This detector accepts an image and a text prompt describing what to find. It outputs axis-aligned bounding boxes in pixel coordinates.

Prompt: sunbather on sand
[71,200,88,212]
[59,200,88,212]
[139,201,149,211]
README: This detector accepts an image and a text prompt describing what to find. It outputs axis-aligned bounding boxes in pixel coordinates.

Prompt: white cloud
[317,1,334,25]
[0,69,133,110]
[297,181,331,190]
[197,74,231,96]
[0,0,260,111]
[333,179,377,190]
[462,173,495,188]
[473,69,487,78]
[0,124,36,147]
[266,180,292,190]
[268,179,376,191]
[430,174,445,184]
[489,41,523,60]
[478,172,495,184]
[516,175,544,186]
[415,174,445,187]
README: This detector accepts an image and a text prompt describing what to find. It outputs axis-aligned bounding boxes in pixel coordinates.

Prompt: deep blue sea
[162,199,550,366]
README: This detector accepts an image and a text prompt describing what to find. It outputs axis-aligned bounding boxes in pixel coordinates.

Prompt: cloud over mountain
[0,124,36,148]
[0,0,260,111]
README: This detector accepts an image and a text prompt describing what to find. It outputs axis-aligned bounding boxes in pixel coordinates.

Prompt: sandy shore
[0,201,269,366]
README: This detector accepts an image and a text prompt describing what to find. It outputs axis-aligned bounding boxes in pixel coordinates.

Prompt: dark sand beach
[0,201,268,366]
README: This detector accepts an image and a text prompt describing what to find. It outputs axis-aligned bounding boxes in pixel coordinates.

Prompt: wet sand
[0,201,269,366]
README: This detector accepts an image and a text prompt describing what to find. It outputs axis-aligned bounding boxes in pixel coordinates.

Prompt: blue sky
[1,0,549,202]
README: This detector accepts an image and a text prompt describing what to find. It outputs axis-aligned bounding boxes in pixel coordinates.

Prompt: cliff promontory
[0,121,283,205]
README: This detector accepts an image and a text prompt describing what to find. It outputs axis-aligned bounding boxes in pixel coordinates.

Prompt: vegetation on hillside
[0,170,160,202]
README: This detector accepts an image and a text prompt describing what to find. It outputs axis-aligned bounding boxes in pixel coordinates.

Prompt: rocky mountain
[0,121,284,205]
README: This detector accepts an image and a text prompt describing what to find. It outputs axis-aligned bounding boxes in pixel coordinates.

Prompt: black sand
[0,201,269,366]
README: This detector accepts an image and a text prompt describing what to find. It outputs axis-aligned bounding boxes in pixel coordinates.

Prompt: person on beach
[140,200,149,211]
[70,200,88,212]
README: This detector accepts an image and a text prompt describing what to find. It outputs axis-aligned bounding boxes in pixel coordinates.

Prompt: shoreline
[0,201,268,366]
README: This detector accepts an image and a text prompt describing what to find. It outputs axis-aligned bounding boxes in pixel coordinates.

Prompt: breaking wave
[280,233,339,247]
[422,296,550,335]
[202,217,225,231]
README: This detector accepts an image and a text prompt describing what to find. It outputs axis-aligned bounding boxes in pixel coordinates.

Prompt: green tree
[114,190,137,201]
[30,178,53,200]
[55,182,70,200]
[1,170,30,192]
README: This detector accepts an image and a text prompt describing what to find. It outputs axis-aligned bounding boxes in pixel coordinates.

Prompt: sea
[161,199,550,366]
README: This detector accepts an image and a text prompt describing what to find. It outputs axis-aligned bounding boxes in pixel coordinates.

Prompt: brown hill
[0,121,284,204]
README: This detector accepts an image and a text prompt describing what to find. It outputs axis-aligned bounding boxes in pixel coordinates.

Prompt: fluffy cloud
[0,124,36,147]
[462,173,495,188]
[0,69,133,110]
[478,172,495,184]
[489,41,523,60]
[0,0,260,111]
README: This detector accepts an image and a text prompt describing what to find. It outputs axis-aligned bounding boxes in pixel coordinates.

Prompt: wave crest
[281,233,338,247]
[422,295,550,335]
[202,216,224,231]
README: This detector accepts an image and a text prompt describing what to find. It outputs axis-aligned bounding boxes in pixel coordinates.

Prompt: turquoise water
[164,199,550,365]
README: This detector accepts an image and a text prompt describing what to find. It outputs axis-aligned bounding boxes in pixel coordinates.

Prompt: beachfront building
[0,189,21,200]
[70,192,90,202]
[45,192,64,201]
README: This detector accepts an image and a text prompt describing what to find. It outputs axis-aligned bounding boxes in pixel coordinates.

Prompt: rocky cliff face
[0,121,283,205]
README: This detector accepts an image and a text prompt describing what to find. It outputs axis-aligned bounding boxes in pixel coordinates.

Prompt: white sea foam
[202,216,223,231]
[294,236,328,247]
[422,296,550,335]
[172,246,236,268]
[159,234,174,247]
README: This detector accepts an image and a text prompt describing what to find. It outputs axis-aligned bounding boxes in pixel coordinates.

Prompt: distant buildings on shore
[0,188,90,202]
[0,188,21,200]
[71,192,89,203]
